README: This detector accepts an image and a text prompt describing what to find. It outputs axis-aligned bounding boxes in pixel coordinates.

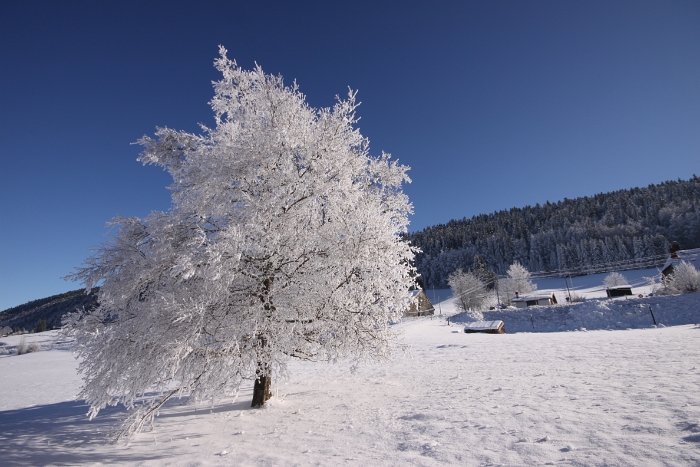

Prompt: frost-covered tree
[499,262,536,304]
[668,261,700,293]
[64,47,415,440]
[603,271,628,288]
[448,269,487,314]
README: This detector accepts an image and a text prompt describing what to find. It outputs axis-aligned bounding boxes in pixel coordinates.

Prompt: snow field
[530,267,660,300]
[441,266,700,333]
[452,293,700,333]
[0,332,79,411]
[1,320,700,466]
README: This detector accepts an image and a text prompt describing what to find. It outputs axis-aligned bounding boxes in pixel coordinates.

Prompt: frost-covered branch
[64,47,415,439]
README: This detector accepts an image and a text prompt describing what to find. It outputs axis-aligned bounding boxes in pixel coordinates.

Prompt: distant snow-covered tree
[499,262,537,304]
[64,47,415,440]
[448,269,487,315]
[668,261,700,293]
[603,271,628,288]
[16,336,28,355]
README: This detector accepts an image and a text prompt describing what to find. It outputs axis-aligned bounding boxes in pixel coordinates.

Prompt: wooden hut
[463,320,506,334]
[512,292,558,308]
[404,289,435,317]
[606,285,633,297]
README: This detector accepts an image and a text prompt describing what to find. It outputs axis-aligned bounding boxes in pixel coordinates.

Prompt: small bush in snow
[16,337,28,355]
[648,275,675,296]
[669,261,700,294]
[27,341,41,353]
[0,345,9,355]
[569,293,586,303]
[603,272,628,288]
[643,276,658,288]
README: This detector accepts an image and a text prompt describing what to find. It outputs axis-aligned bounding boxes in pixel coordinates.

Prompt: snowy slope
[530,267,661,300]
[450,293,700,333]
[437,267,700,333]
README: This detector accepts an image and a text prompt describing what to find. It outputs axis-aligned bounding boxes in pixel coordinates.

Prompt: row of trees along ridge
[407,176,700,288]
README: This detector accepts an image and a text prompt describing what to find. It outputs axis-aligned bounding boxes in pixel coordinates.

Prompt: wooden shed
[404,289,435,317]
[463,320,506,334]
[512,292,558,308]
[606,286,633,297]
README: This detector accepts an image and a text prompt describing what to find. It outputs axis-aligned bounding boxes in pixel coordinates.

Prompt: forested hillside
[408,176,700,288]
[0,288,98,334]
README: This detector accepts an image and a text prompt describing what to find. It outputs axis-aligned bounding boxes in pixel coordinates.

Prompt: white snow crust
[1,292,699,466]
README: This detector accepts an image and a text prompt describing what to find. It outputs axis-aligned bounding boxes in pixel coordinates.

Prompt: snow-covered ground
[2,287,700,466]
[531,267,661,300]
[426,267,663,317]
[455,292,700,333]
[440,267,700,333]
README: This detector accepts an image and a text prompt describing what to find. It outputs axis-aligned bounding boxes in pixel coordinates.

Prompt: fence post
[649,306,657,325]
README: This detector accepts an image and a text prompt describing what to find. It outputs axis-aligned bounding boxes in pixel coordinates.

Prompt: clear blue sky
[1,0,698,310]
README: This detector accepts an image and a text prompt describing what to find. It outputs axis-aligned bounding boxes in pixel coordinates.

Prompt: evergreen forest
[0,288,98,334]
[407,176,700,288]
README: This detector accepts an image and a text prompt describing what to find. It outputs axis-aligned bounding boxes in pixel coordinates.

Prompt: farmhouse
[512,292,558,308]
[661,245,700,277]
[404,289,435,317]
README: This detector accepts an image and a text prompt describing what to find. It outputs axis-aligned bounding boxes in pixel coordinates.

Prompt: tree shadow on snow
[0,401,174,466]
[0,387,260,466]
[680,421,700,443]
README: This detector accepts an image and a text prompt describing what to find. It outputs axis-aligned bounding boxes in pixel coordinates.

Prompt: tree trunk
[251,364,272,407]
[253,274,275,407]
